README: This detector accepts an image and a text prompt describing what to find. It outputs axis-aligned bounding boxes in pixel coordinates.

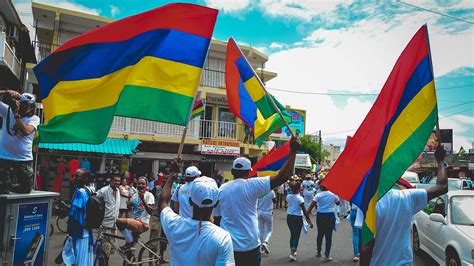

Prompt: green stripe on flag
[255,111,292,146]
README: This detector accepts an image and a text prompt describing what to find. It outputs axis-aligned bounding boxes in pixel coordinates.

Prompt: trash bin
[0,191,59,266]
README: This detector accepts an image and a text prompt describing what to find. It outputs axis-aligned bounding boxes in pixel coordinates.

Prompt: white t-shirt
[171,182,193,219]
[371,189,427,266]
[218,176,271,252]
[130,191,155,224]
[302,180,315,197]
[0,103,40,161]
[257,191,275,213]
[313,191,339,213]
[286,194,304,216]
[161,207,235,266]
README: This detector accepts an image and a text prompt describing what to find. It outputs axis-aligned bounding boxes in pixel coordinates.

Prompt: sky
[13,0,474,151]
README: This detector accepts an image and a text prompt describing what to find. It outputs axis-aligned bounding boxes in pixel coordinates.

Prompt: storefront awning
[38,138,141,155]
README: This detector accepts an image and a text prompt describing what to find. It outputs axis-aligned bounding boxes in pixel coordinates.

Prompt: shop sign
[271,109,306,139]
[201,140,240,156]
[469,163,474,171]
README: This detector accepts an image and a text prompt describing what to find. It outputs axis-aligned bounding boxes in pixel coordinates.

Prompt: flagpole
[424,24,442,147]
[234,41,294,137]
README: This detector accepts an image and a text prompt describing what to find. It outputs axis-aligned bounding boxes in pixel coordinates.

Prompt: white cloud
[266,8,473,149]
[269,42,284,49]
[109,5,120,17]
[259,0,354,21]
[205,0,251,13]
[451,114,474,125]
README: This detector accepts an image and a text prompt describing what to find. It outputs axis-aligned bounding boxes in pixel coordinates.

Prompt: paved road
[47,208,438,265]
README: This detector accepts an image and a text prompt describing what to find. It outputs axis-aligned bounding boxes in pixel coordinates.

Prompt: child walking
[286,177,313,262]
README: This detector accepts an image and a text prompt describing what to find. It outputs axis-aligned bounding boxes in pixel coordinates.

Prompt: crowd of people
[0,88,450,265]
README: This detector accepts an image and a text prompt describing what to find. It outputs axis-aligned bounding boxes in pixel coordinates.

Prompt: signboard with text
[271,109,306,139]
[13,202,48,266]
[201,140,240,156]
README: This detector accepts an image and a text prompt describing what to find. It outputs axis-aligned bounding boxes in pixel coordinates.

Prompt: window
[450,196,474,225]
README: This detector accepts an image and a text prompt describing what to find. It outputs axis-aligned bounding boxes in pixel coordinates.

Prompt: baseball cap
[232,157,252,171]
[185,166,200,178]
[190,176,218,208]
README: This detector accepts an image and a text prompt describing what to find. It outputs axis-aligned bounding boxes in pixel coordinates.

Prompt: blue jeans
[316,212,335,257]
[287,215,303,252]
[350,210,360,256]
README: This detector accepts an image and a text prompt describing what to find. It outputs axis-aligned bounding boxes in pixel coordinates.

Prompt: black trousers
[234,246,261,266]
[0,159,33,193]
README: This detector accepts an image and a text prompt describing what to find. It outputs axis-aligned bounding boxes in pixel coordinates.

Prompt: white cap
[190,176,218,208]
[185,166,200,178]
[232,157,252,171]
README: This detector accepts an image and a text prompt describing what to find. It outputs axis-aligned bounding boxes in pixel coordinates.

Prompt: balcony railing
[33,41,55,62]
[111,117,246,141]
[200,68,225,88]
[0,32,21,78]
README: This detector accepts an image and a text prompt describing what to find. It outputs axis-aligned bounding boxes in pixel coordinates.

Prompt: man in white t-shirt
[159,159,235,266]
[257,190,275,254]
[116,176,155,250]
[361,145,448,266]
[171,166,200,218]
[0,89,40,194]
[218,137,301,265]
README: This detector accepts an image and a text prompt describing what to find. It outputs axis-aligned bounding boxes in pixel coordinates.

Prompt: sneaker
[118,242,135,252]
[261,242,270,254]
[316,252,322,258]
[352,256,360,262]
[289,254,296,262]
[324,256,333,262]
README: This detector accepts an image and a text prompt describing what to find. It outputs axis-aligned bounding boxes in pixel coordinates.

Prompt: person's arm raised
[159,158,181,212]
[425,145,448,201]
[269,137,301,189]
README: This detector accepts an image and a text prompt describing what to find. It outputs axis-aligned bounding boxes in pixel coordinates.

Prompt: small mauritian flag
[191,99,205,119]
[395,178,415,190]
[34,3,218,144]
[249,141,290,177]
[321,25,438,244]
[225,38,291,147]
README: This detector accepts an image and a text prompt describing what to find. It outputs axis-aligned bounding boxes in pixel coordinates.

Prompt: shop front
[199,139,240,180]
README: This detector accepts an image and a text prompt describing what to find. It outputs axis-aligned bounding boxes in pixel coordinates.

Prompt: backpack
[85,187,105,229]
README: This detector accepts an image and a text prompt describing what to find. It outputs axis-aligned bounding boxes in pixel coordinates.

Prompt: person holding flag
[217,136,301,265]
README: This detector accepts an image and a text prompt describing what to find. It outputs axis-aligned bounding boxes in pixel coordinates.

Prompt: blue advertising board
[13,202,48,266]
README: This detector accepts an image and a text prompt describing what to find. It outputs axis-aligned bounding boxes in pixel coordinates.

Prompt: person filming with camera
[0,88,40,194]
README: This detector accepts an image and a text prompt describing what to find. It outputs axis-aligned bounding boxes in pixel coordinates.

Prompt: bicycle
[94,226,170,266]
[51,197,69,233]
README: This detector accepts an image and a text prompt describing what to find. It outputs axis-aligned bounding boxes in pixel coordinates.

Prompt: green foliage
[300,136,328,163]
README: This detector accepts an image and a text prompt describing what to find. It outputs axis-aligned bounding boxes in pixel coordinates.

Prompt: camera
[2,93,18,109]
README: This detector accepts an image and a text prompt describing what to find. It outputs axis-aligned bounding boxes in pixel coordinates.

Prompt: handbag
[62,236,76,265]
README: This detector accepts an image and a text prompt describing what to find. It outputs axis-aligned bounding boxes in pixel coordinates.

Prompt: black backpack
[85,187,105,229]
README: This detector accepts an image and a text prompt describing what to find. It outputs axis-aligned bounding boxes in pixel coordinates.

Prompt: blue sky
[14,0,474,150]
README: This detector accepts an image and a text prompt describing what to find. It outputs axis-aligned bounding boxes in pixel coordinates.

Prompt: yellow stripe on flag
[42,56,202,123]
[365,193,378,238]
[243,76,266,102]
[382,81,437,163]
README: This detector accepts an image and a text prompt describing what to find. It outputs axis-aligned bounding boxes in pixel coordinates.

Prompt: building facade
[30,2,282,182]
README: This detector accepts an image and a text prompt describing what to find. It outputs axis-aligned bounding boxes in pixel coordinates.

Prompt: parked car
[402,171,420,186]
[412,190,474,266]
[428,178,473,190]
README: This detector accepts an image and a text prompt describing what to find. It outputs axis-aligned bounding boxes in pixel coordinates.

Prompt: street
[47,208,438,265]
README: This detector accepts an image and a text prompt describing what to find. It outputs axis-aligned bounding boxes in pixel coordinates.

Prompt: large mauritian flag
[33,3,218,144]
[249,141,290,177]
[225,38,291,146]
[321,25,438,244]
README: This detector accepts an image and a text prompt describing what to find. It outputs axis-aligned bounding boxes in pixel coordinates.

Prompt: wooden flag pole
[234,41,294,137]
[424,24,442,147]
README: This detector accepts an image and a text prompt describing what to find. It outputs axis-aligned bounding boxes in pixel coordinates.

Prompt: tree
[300,135,329,163]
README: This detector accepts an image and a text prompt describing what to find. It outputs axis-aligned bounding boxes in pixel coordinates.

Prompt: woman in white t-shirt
[286,178,313,262]
[308,185,340,262]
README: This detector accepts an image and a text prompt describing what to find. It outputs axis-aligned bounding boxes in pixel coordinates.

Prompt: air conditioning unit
[6,24,19,42]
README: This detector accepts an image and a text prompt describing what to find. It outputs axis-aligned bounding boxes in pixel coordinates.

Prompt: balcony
[0,32,21,78]
[33,41,54,62]
[201,68,225,88]
[110,117,246,142]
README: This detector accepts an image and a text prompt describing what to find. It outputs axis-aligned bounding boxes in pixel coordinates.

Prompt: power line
[398,1,474,24]
[321,129,357,136]
[440,107,474,119]
[268,84,473,96]
[439,101,474,111]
